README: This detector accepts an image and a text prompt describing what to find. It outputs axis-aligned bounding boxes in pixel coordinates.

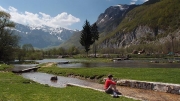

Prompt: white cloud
[0,6,80,29]
[130,0,138,4]
[130,0,148,4]
[141,0,148,2]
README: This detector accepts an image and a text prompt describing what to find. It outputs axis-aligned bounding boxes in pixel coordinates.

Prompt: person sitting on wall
[104,74,120,97]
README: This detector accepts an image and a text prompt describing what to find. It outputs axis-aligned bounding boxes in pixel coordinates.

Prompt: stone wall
[116,79,180,95]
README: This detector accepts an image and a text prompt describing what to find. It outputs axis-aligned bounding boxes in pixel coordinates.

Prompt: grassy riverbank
[0,64,136,101]
[39,64,180,84]
[0,64,13,71]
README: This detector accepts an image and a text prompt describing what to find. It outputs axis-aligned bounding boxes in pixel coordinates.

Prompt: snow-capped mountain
[13,23,79,48]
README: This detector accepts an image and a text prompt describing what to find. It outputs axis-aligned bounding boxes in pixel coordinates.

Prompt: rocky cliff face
[99,26,165,48]
[99,25,180,49]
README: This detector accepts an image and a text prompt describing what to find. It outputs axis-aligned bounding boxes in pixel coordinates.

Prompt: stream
[22,72,98,88]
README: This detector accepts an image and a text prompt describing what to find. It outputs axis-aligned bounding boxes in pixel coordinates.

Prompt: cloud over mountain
[130,0,148,4]
[0,6,80,29]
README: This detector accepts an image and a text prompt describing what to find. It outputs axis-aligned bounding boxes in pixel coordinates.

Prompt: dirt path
[86,83,180,101]
[42,62,55,67]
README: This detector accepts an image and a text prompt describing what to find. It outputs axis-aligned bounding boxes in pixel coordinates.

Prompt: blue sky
[0,0,148,30]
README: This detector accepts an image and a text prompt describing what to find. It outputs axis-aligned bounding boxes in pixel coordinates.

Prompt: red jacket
[104,78,116,89]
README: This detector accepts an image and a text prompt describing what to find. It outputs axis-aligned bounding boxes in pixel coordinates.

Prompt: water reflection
[22,72,96,88]
[36,59,82,64]
[12,58,180,70]
[57,60,180,68]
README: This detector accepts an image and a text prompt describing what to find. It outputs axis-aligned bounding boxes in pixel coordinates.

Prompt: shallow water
[57,59,180,68]
[22,72,96,88]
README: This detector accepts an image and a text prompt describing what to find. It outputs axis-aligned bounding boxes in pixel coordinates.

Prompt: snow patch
[57,36,62,40]
[113,5,128,11]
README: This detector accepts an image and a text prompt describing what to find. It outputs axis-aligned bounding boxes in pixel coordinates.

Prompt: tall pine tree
[80,20,93,57]
[91,23,99,57]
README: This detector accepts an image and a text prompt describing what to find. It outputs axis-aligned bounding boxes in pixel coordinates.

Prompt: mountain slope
[119,0,180,32]
[99,0,180,48]
[97,4,138,34]
[59,31,83,49]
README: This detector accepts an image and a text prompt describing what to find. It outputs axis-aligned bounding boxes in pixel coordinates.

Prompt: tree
[15,44,34,60]
[80,20,93,56]
[58,47,65,55]
[91,23,99,58]
[0,11,15,31]
[52,48,57,55]
[16,46,26,61]
[170,34,175,55]
[0,11,20,62]
[68,46,79,55]
[22,44,34,52]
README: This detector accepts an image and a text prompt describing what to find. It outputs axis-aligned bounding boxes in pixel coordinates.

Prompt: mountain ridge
[13,23,79,48]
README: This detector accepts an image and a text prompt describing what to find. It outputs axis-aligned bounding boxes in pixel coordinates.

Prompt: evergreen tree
[91,23,99,57]
[80,20,93,56]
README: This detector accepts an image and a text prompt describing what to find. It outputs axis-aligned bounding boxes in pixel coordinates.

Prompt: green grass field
[39,65,180,84]
[0,64,13,71]
[0,64,136,101]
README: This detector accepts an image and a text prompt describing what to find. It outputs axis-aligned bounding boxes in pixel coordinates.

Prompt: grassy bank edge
[38,63,180,84]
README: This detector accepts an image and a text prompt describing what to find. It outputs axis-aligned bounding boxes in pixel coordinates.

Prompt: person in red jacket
[104,74,118,94]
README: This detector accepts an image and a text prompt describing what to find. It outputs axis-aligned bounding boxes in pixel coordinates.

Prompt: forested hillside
[98,0,180,54]
[119,0,180,33]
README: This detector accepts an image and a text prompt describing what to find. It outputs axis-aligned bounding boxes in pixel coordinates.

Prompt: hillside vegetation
[106,0,180,38]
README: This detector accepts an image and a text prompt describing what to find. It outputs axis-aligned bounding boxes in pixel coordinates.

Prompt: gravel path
[85,82,180,101]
